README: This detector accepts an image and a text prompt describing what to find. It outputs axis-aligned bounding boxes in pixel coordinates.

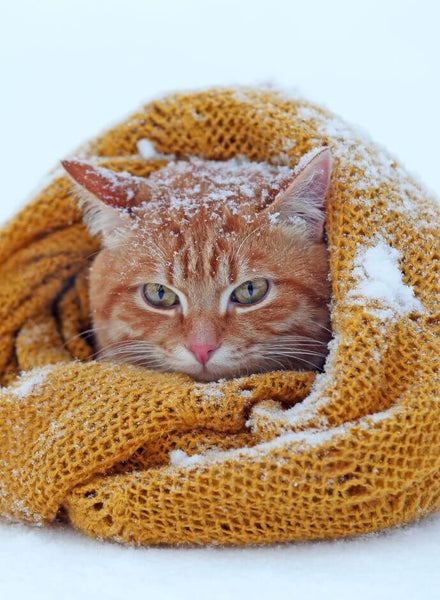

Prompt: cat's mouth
[167,343,255,382]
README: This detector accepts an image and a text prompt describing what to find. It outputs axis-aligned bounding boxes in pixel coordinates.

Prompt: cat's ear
[62,160,143,246]
[268,147,332,242]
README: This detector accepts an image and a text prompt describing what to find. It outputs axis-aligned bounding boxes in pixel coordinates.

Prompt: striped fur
[64,151,332,381]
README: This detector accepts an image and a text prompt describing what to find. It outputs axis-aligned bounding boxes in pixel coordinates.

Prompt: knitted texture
[0,87,439,546]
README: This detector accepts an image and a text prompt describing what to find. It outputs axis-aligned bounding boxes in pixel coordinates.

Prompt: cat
[62,147,332,382]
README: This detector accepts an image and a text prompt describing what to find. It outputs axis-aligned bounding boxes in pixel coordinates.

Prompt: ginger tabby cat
[62,147,332,382]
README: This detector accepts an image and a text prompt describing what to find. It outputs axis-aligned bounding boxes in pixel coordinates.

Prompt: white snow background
[1,0,439,598]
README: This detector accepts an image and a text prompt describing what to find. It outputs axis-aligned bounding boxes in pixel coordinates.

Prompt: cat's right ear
[266,147,332,242]
[62,160,142,246]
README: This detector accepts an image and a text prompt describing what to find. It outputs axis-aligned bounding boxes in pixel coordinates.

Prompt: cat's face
[63,150,332,382]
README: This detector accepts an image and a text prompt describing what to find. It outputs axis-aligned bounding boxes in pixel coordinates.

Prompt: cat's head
[62,149,332,381]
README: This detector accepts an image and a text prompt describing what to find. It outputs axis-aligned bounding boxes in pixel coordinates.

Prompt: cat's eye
[142,283,179,308]
[231,278,270,305]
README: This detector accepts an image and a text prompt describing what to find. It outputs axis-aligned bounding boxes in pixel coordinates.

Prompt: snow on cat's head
[62,149,332,381]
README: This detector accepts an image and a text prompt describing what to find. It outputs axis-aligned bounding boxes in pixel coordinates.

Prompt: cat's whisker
[233,223,267,259]
[102,347,162,359]
[262,342,327,349]
[260,344,327,353]
[261,350,324,369]
[82,249,102,262]
[259,342,327,350]
[97,342,161,362]
[101,350,166,366]
[95,338,157,351]
[258,356,290,371]
[269,339,323,342]
[62,330,94,345]
[148,240,170,263]
[270,333,330,342]
[264,340,327,346]
[277,356,319,369]
[266,352,326,361]
[310,321,333,334]
[104,352,163,361]
[261,343,327,354]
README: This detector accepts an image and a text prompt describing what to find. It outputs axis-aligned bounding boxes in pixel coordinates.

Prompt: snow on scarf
[0,87,439,545]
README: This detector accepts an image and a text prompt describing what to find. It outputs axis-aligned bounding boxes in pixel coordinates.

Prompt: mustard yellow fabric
[0,87,439,546]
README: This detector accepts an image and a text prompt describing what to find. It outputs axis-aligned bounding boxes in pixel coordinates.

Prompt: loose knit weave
[0,87,439,546]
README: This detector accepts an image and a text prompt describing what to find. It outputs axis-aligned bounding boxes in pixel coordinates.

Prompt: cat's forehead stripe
[168,233,237,286]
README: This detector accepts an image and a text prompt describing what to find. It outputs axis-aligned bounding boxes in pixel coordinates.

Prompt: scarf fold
[0,87,439,545]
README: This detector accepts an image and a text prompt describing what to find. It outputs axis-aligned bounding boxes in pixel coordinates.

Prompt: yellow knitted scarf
[1,87,439,545]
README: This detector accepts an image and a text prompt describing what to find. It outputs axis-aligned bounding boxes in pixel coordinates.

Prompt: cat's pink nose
[187,343,219,366]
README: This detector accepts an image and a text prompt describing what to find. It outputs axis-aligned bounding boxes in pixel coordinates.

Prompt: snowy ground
[1,0,439,598]
[2,515,440,600]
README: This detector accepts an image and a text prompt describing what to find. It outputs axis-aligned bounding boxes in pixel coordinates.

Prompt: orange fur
[65,152,332,381]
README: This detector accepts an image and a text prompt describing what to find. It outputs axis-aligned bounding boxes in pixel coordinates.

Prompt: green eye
[142,283,179,308]
[231,278,270,305]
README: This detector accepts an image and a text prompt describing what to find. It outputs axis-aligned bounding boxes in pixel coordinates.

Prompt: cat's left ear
[61,159,144,245]
[61,160,142,208]
[268,147,332,242]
